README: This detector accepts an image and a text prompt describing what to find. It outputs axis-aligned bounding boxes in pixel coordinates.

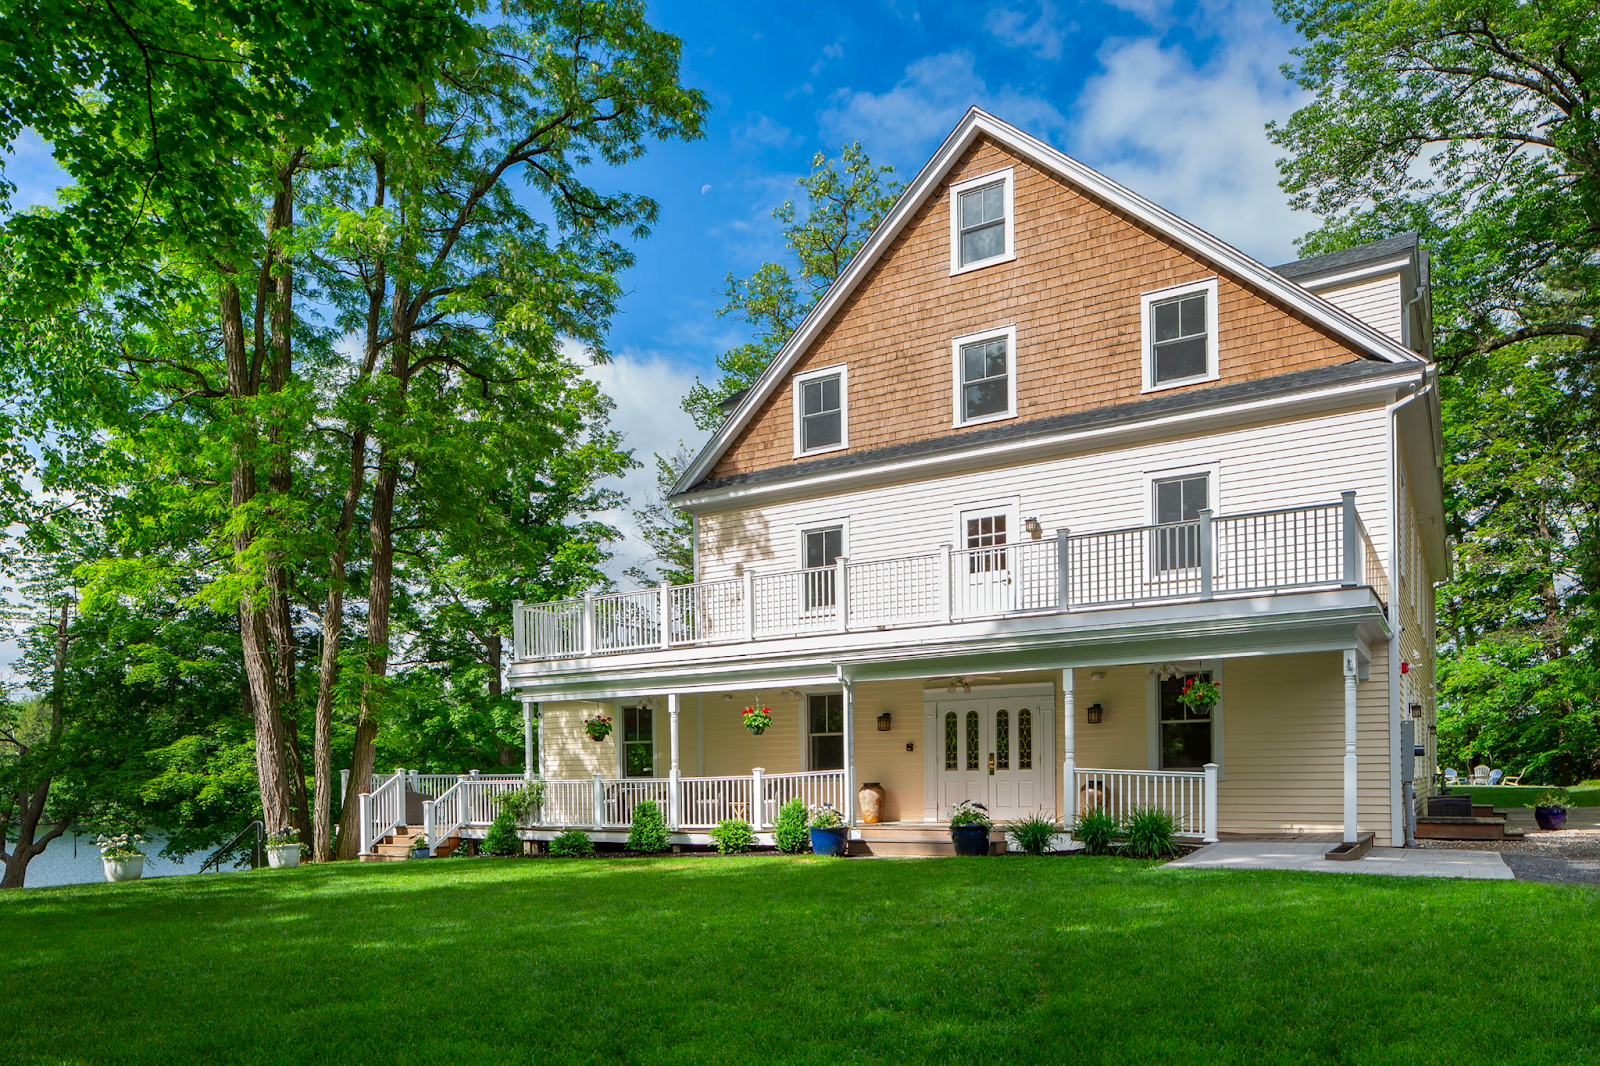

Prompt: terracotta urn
[858,782,886,824]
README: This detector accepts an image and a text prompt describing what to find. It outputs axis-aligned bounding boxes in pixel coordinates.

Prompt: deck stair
[1416,798,1525,841]
[849,824,1006,857]
[360,824,462,862]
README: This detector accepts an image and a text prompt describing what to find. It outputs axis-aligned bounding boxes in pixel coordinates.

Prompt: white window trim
[1140,277,1221,393]
[950,324,1018,428]
[1144,465,1219,582]
[951,497,1022,552]
[948,167,1016,276]
[792,363,849,458]
[802,690,846,772]
[1146,660,1224,776]
[794,517,850,569]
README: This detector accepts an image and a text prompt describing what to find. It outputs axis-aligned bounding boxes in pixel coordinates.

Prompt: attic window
[949,168,1015,274]
[793,364,847,456]
[1141,278,1220,391]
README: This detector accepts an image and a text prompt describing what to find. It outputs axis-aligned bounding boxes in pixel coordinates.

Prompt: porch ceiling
[506,588,1388,701]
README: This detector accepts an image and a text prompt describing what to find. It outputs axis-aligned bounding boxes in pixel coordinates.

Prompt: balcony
[512,494,1387,665]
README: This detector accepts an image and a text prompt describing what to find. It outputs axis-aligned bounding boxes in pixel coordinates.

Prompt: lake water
[16,832,214,888]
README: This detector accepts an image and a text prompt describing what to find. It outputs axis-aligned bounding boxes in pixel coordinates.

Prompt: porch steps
[360,824,463,862]
[1416,803,1525,841]
[851,824,1005,858]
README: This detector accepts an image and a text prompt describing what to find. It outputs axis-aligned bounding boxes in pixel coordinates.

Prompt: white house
[360,109,1445,858]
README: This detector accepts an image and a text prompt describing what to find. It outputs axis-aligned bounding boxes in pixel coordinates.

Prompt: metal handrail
[200,820,265,874]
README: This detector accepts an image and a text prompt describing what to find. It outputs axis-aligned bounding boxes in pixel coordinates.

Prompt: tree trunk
[1,602,75,889]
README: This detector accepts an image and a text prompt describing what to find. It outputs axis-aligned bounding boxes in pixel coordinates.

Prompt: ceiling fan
[937,674,1004,695]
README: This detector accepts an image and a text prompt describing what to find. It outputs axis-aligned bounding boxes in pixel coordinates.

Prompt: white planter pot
[102,855,144,883]
[266,843,302,869]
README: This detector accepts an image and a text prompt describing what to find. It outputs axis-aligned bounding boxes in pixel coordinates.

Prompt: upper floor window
[951,325,1017,427]
[949,168,1015,274]
[1152,473,1208,572]
[1140,278,1220,391]
[793,365,847,456]
[799,522,845,611]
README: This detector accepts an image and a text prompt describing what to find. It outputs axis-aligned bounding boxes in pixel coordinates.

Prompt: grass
[1452,783,1600,807]
[3,856,1598,1065]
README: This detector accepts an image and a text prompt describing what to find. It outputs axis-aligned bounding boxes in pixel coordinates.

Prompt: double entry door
[930,694,1052,821]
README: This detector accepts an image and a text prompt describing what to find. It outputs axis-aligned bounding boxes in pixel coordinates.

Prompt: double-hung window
[949,169,1015,273]
[808,694,844,770]
[1141,279,1219,390]
[951,326,1016,426]
[622,704,654,777]
[1158,672,1214,769]
[794,365,846,456]
[800,524,844,611]
[1152,473,1208,572]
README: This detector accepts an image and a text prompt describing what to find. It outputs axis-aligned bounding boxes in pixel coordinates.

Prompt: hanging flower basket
[585,715,613,742]
[743,706,773,735]
[1176,676,1221,713]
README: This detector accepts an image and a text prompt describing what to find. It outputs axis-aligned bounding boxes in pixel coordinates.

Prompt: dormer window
[793,364,847,456]
[949,168,1015,274]
[1141,278,1220,391]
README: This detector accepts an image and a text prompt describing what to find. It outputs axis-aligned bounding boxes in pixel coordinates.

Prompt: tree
[683,144,901,429]
[626,445,697,588]
[1271,0,1600,782]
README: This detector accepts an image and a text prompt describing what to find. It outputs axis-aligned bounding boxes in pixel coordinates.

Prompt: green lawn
[1452,783,1600,807]
[3,856,1598,1066]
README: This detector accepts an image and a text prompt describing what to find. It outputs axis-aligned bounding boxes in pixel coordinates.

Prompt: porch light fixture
[1024,516,1042,536]
[877,712,892,732]
[1086,703,1104,725]
[945,678,972,695]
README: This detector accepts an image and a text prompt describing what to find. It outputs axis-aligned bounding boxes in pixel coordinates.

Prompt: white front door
[931,696,1051,820]
[955,507,1015,617]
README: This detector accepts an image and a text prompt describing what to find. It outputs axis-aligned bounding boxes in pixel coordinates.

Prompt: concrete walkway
[1167,841,1513,880]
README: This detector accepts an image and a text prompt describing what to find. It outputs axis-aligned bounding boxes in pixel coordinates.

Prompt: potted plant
[1176,676,1221,713]
[584,715,613,743]
[742,705,773,736]
[410,833,431,859]
[808,803,848,856]
[1532,789,1572,831]
[949,800,993,856]
[264,826,303,868]
[96,833,147,883]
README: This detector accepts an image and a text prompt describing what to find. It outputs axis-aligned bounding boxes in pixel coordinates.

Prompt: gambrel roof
[672,108,1426,499]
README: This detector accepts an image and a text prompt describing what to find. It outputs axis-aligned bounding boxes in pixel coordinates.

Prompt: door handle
[988,753,995,775]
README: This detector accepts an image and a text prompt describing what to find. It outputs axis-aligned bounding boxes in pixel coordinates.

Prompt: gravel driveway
[1416,812,1600,886]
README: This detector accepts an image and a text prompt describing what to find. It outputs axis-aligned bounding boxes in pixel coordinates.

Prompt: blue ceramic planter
[810,826,849,857]
[1534,806,1567,831]
[950,824,991,856]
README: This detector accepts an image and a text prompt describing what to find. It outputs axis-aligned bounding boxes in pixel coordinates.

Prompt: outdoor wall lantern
[1086,703,1105,725]
[877,712,893,732]
[1024,516,1042,537]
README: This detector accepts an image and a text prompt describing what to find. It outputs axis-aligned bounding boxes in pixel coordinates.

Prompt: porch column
[522,698,536,782]
[1343,649,1360,843]
[841,675,857,824]
[668,693,681,830]
[1061,668,1076,826]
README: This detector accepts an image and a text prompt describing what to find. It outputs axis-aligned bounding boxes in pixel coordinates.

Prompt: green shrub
[1122,807,1178,859]
[708,819,754,854]
[496,781,546,824]
[627,799,670,854]
[547,829,594,857]
[1074,809,1118,856]
[480,811,522,856]
[1532,788,1574,811]
[1007,812,1061,856]
[773,797,811,854]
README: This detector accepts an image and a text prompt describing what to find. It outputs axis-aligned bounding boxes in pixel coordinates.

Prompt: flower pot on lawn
[102,856,144,883]
[1534,806,1568,831]
[809,826,849,857]
[265,844,302,869]
[950,824,992,857]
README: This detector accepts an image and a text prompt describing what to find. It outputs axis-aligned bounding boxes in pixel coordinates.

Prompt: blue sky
[2,0,1321,684]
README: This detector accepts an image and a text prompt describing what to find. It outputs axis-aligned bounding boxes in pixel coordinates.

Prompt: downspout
[1385,371,1435,846]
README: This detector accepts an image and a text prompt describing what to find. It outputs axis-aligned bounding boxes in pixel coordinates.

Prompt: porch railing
[1072,765,1219,842]
[514,493,1388,662]
[358,770,406,856]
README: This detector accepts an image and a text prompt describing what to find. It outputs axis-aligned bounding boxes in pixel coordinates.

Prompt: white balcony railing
[513,494,1386,664]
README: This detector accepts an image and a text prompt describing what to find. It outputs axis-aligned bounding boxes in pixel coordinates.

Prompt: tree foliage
[1272,0,1600,782]
[683,144,900,429]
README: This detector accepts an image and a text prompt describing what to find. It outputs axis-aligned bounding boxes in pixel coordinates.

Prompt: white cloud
[985,1,1076,60]
[579,348,707,586]
[733,113,797,150]
[1067,14,1312,263]
[819,50,1069,164]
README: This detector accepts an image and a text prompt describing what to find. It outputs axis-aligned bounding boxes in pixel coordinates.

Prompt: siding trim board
[674,107,1425,499]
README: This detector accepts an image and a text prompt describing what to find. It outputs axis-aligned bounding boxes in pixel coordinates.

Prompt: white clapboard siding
[1314,272,1404,344]
[698,402,1391,584]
